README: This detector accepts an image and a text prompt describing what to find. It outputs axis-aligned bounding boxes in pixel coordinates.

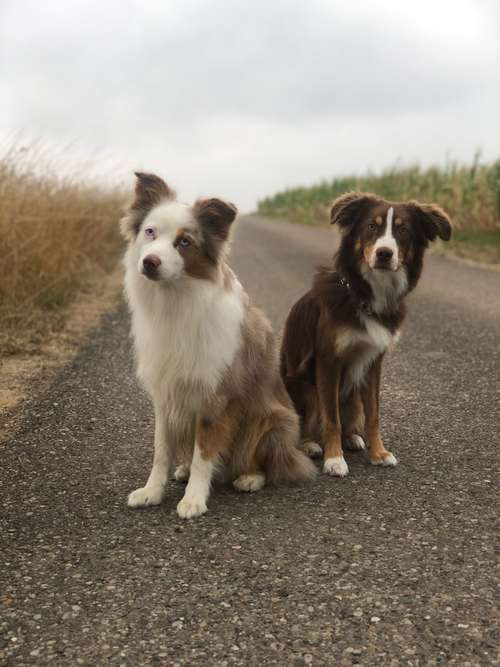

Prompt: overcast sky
[1,0,499,211]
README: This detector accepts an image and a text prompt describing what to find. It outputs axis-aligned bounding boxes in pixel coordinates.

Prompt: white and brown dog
[121,173,315,519]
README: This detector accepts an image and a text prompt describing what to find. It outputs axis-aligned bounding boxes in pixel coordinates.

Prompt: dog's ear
[131,172,175,211]
[194,198,237,240]
[408,201,452,242]
[193,198,238,262]
[120,172,176,240]
[330,191,379,228]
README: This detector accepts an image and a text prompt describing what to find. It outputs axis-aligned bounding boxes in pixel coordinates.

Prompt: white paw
[177,495,207,519]
[233,472,266,492]
[346,434,366,451]
[370,452,398,466]
[173,464,190,482]
[324,456,349,477]
[127,484,164,508]
[302,440,323,459]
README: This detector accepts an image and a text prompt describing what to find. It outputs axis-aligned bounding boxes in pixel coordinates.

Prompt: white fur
[136,202,193,281]
[174,464,190,482]
[371,452,398,466]
[124,201,244,513]
[177,443,214,518]
[324,456,349,477]
[337,316,399,398]
[124,203,244,415]
[362,267,408,314]
[127,402,171,507]
[371,206,398,270]
[233,472,266,492]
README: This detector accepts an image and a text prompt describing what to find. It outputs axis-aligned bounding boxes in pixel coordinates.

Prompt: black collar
[335,273,373,316]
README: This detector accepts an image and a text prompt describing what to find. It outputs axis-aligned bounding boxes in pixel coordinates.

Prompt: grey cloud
[0,0,498,209]
[2,1,496,129]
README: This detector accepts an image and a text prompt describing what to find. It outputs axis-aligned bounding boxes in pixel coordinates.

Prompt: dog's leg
[342,390,366,451]
[177,404,238,519]
[281,376,322,459]
[317,359,348,477]
[228,405,270,492]
[299,381,323,458]
[361,356,397,467]
[128,402,171,508]
[176,441,216,519]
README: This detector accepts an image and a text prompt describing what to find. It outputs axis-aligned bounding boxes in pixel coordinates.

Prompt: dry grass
[0,145,125,355]
[258,156,500,232]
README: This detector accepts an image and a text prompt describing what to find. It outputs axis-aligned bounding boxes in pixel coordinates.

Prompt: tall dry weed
[0,145,124,354]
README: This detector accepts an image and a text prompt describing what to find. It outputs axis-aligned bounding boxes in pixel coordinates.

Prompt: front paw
[233,472,266,492]
[301,440,323,459]
[323,456,349,477]
[177,495,207,519]
[127,484,164,508]
[370,450,398,466]
[173,464,190,482]
[344,434,366,451]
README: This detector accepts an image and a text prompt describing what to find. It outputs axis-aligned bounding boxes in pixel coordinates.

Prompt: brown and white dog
[121,173,315,519]
[280,191,452,477]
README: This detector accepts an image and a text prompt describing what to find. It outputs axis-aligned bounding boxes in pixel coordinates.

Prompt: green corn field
[258,156,500,232]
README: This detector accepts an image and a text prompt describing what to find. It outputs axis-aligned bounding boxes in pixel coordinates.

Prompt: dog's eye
[178,237,191,248]
[144,227,155,239]
[397,226,409,236]
[367,222,377,232]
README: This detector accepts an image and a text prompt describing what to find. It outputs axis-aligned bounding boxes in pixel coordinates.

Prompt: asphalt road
[1,215,499,666]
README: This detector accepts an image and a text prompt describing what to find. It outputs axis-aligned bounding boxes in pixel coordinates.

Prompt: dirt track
[1,215,499,665]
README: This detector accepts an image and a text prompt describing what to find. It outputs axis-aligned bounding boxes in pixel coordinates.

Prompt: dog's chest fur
[125,267,244,411]
[336,315,399,397]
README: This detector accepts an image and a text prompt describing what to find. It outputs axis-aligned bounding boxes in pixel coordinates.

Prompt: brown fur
[193,197,237,263]
[191,300,317,484]
[173,226,219,282]
[281,192,452,472]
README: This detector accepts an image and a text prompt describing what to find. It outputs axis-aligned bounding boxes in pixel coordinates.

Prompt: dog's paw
[127,484,164,508]
[233,472,266,492]
[344,434,366,451]
[173,464,190,482]
[302,440,323,459]
[323,456,349,477]
[370,450,398,466]
[177,495,207,519]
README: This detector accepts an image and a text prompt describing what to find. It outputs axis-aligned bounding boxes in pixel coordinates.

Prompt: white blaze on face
[136,202,192,281]
[372,206,398,270]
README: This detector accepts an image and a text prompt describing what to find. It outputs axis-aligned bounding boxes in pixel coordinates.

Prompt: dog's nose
[376,247,393,262]
[143,254,161,273]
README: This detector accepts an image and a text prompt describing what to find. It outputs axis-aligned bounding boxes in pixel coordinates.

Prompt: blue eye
[178,237,191,248]
[144,227,155,239]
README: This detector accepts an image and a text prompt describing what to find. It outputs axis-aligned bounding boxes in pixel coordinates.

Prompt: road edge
[0,267,124,443]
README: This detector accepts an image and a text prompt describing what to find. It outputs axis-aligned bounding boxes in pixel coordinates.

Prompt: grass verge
[0,145,125,355]
[443,229,500,265]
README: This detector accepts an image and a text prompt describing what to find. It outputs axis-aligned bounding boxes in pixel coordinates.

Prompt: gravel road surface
[1,215,499,666]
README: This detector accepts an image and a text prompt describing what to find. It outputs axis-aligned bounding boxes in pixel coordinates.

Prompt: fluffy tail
[258,406,317,484]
